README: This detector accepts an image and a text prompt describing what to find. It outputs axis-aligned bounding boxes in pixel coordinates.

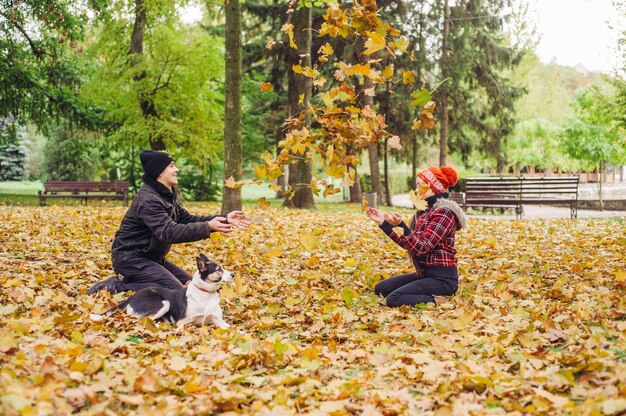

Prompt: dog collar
[194,283,218,293]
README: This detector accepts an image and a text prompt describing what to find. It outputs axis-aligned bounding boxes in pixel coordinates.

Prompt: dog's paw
[89,313,103,321]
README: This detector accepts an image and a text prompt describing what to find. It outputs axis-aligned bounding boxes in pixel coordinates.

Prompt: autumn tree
[248,0,437,204]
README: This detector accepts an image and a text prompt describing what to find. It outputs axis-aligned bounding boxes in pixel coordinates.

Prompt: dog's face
[196,254,234,284]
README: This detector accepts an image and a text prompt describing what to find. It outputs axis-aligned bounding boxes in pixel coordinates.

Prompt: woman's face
[416,177,435,199]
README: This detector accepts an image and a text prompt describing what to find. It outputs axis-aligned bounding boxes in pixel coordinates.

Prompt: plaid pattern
[380,206,458,267]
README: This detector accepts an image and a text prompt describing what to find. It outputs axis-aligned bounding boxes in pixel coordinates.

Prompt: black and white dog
[90,254,233,329]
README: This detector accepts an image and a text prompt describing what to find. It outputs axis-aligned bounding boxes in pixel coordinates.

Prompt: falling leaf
[224,176,245,189]
[257,197,271,210]
[260,82,273,92]
[319,42,334,56]
[402,71,415,85]
[281,23,297,49]
[410,88,431,108]
[361,195,368,212]
[387,136,402,150]
[364,32,386,55]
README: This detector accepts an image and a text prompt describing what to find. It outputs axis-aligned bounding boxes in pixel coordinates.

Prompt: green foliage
[42,124,100,181]
[508,118,575,171]
[510,51,595,125]
[80,1,225,163]
[560,85,625,170]
[0,144,26,180]
[0,0,97,130]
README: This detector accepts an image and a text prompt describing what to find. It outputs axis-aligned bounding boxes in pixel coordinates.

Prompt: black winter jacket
[111,177,223,263]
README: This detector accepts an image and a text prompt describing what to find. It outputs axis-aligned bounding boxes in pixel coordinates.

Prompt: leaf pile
[1,205,625,415]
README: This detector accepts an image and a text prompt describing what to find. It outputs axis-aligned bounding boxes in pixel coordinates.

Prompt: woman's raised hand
[384,212,403,226]
[366,207,385,224]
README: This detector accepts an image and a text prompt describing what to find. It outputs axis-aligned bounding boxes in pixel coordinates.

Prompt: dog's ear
[196,256,207,273]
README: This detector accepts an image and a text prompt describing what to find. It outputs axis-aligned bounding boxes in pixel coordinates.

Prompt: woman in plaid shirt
[367,166,466,307]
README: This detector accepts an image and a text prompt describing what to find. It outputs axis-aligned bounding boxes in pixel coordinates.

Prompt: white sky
[525,0,624,73]
[180,1,625,74]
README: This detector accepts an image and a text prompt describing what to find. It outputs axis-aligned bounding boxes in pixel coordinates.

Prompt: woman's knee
[385,292,404,307]
[374,281,386,296]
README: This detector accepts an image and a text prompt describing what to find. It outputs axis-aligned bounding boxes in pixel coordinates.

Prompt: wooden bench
[38,181,129,206]
[463,176,579,219]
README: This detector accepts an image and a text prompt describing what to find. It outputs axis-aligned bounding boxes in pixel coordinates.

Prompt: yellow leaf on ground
[300,233,319,251]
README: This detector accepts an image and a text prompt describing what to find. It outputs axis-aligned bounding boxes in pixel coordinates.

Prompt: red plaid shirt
[380,206,459,268]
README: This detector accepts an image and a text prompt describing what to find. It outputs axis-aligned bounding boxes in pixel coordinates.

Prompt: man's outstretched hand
[226,211,252,229]
[208,217,233,233]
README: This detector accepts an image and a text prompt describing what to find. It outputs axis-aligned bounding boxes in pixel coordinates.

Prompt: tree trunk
[129,0,165,151]
[283,3,314,209]
[347,144,362,202]
[361,62,384,204]
[383,137,391,206]
[221,0,243,213]
[438,0,450,166]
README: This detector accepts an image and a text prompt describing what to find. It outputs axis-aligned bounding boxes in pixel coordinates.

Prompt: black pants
[111,257,192,293]
[374,266,458,307]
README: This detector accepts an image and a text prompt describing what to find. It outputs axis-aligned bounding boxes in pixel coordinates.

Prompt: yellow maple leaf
[281,23,297,49]
[364,31,386,55]
[300,232,319,251]
[319,42,334,56]
[257,197,271,210]
[324,164,345,179]
[403,70,416,85]
[381,65,393,79]
[387,135,402,150]
[224,176,245,189]
[361,194,368,212]
[409,189,428,211]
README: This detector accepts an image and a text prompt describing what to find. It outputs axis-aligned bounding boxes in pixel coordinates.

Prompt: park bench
[38,181,129,206]
[463,176,579,219]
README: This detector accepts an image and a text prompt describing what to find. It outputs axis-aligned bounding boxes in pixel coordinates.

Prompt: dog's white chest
[185,291,222,323]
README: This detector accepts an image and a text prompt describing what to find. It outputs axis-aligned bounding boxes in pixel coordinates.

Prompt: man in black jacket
[87,150,250,294]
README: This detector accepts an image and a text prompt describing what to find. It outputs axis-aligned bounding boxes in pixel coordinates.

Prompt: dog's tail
[90,299,131,321]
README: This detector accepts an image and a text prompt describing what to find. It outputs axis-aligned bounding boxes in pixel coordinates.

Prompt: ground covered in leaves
[1,204,625,415]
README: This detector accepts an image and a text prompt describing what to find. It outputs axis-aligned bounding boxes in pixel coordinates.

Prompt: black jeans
[111,257,192,293]
[374,266,458,307]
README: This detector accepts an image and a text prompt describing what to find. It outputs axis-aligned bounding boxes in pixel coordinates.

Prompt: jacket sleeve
[379,209,456,257]
[177,205,227,225]
[138,198,212,244]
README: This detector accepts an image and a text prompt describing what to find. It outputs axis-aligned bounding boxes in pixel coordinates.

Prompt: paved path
[390,194,626,220]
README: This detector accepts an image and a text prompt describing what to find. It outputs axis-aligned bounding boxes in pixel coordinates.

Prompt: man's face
[157,162,179,189]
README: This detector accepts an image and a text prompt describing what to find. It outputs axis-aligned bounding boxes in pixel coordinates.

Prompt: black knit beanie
[140,150,174,180]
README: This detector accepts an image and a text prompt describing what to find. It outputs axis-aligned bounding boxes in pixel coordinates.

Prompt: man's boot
[87,275,122,295]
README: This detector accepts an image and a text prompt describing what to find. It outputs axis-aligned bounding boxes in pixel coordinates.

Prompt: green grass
[0,181,43,195]
[0,181,364,209]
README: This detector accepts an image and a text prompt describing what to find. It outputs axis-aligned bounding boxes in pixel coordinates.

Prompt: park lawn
[0,205,625,415]
[0,181,346,207]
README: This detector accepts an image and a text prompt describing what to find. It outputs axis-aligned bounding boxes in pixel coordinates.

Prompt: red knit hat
[417,166,458,194]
